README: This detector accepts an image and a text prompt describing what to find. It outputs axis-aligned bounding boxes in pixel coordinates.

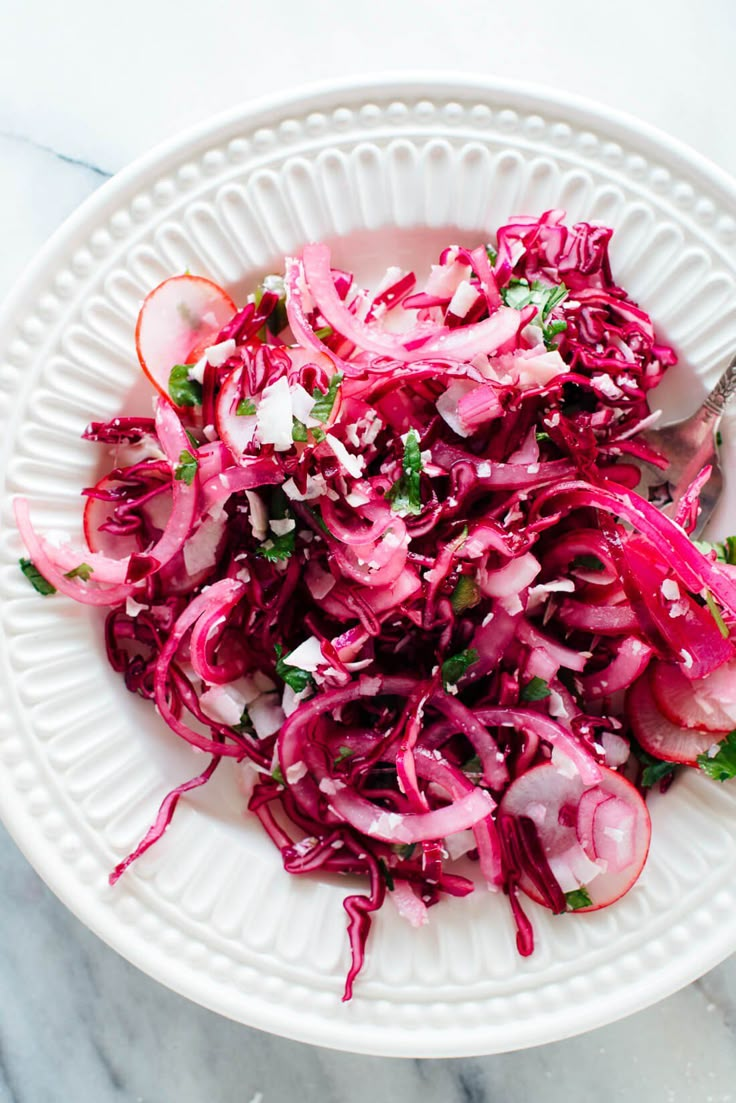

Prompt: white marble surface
[2,1,736,1099]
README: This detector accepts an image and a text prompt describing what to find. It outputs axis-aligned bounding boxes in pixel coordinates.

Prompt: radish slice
[498,762,651,911]
[627,673,718,765]
[650,659,736,734]
[136,275,237,399]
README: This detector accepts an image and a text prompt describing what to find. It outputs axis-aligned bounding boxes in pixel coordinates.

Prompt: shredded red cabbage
[15,210,736,999]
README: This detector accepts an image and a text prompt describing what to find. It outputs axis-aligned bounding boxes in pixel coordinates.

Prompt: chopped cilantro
[311,373,343,423]
[313,325,333,340]
[236,398,256,416]
[565,887,593,910]
[639,752,678,789]
[535,430,551,443]
[463,754,483,776]
[571,554,605,573]
[386,429,423,515]
[334,745,355,766]
[257,274,287,335]
[168,364,203,407]
[174,449,198,485]
[520,676,551,703]
[450,574,481,614]
[19,558,56,596]
[441,648,478,689]
[311,427,326,443]
[271,763,285,786]
[697,731,736,781]
[485,244,498,265]
[292,418,308,442]
[501,278,569,347]
[274,644,313,693]
[705,589,730,639]
[695,536,736,566]
[185,428,200,449]
[378,858,395,891]
[64,563,93,582]
[716,430,723,448]
[256,531,295,561]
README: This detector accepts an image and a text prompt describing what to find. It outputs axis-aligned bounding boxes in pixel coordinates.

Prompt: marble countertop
[2,2,736,1099]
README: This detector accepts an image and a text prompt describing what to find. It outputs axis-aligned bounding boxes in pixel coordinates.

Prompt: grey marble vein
[0,129,112,181]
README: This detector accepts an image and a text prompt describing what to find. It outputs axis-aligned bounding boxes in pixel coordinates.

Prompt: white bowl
[1,76,736,1057]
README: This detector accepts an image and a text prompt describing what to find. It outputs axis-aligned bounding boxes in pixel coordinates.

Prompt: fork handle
[702,354,736,417]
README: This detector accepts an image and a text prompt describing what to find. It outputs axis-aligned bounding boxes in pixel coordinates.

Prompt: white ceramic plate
[2,76,736,1058]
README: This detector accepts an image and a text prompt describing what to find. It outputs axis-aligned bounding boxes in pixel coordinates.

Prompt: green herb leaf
[19,558,56,596]
[543,318,568,349]
[271,763,285,786]
[565,887,593,910]
[716,430,723,447]
[694,536,736,566]
[386,429,423,515]
[174,449,198,486]
[535,430,551,443]
[64,563,93,582]
[450,574,481,615]
[705,589,730,639]
[639,754,678,788]
[311,373,343,423]
[168,364,203,407]
[291,418,308,442]
[485,244,498,265]
[311,427,326,443]
[236,398,256,416]
[501,279,569,345]
[256,531,295,562]
[697,731,736,781]
[257,274,287,335]
[395,843,417,860]
[274,644,313,693]
[571,554,605,573]
[378,858,395,892]
[463,754,483,776]
[441,648,479,689]
[313,325,333,341]
[334,745,355,766]
[520,676,551,703]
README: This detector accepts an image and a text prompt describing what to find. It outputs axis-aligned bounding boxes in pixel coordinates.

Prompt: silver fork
[630,354,736,538]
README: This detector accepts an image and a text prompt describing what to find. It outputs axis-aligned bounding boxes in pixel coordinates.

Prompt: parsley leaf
[377,858,395,891]
[450,574,481,614]
[256,531,295,562]
[64,563,93,582]
[501,278,569,348]
[19,558,56,596]
[274,644,313,693]
[291,418,308,442]
[705,589,730,639]
[271,763,285,786]
[697,731,736,781]
[441,648,478,689]
[386,429,423,515]
[313,325,333,341]
[695,536,736,567]
[571,554,605,573]
[520,676,551,703]
[485,244,498,265]
[640,755,678,788]
[168,364,203,407]
[535,430,551,443]
[334,745,355,766]
[463,754,483,776]
[174,449,198,485]
[236,398,256,416]
[311,373,343,423]
[565,887,593,910]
